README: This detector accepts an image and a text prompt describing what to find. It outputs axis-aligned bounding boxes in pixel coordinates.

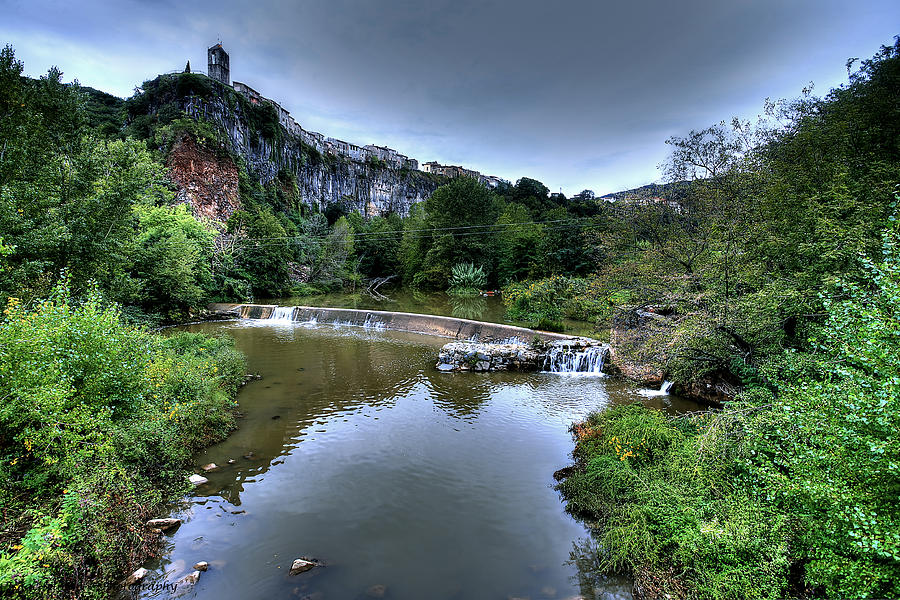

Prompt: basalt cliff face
[167,91,439,220]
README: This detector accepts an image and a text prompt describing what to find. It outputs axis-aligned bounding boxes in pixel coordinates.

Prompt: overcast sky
[2,1,897,194]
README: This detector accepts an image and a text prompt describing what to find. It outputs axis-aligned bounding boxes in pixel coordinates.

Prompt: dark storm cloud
[2,0,898,193]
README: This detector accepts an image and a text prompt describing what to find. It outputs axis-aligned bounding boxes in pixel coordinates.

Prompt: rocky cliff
[167,135,240,222]
[172,84,439,219]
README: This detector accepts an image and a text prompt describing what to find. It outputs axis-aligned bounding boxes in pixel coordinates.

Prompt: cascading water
[543,345,607,374]
[362,315,386,331]
[638,380,674,397]
[268,306,296,322]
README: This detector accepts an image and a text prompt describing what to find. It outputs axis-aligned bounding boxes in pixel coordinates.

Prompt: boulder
[289,557,323,575]
[436,338,609,374]
[189,474,209,486]
[125,567,149,586]
[180,570,201,585]
[436,342,545,372]
[193,561,209,571]
[146,518,181,530]
[201,463,218,472]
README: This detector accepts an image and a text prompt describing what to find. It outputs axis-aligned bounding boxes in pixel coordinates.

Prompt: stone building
[208,43,230,85]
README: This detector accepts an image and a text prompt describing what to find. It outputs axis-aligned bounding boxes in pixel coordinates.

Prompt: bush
[0,284,245,599]
[557,214,900,598]
[503,275,586,324]
[448,262,487,296]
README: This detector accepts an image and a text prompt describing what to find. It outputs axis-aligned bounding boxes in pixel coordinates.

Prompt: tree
[417,177,501,287]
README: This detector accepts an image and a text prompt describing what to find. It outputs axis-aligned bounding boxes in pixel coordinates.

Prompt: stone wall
[436,342,545,372]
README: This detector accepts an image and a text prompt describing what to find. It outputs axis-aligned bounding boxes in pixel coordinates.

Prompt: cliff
[128,73,441,221]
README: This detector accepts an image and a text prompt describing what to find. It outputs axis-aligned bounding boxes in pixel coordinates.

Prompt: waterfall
[269,306,296,322]
[362,315,386,331]
[544,345,606,374]
[638,380,674,397]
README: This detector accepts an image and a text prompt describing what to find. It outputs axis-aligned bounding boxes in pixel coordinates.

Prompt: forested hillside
[0,33,898,599]
[557,39,900,599]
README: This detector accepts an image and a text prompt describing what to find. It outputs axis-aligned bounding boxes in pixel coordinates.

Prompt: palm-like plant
[448,263,487,295]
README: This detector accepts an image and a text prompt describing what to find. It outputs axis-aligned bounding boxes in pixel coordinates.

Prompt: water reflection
[447,294,487,320]
[133,321,698,600]
[568,537,634,600]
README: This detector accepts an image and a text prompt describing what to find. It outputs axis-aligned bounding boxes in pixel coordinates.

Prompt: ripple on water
[134,322,697,600]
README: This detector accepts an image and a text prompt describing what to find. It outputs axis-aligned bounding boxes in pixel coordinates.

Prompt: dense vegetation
[0,46,247,599]
[0,285,245,599]
[0,31,898,598]
[557,39,900,599]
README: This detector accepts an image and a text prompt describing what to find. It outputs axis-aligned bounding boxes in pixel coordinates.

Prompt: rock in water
[125,567,148,586]
[366,584,388,598]
[181,570,201,585]
[201,463,218,472]
[193,561,209,571]
[289,557,322,575]
[146,518,182,530]
[189,474,209,486]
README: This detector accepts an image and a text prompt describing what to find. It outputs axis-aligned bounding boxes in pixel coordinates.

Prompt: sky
[1,1,898,195]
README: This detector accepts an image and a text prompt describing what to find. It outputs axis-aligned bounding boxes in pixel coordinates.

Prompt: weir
[209,303,577,343]
[208,302,610,374]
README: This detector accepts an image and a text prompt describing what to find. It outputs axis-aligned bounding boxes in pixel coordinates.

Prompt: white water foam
[268,306,296,322]
[543,345,606,375]
[637,380,674,397]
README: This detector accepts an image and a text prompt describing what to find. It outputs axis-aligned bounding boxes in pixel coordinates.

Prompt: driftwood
[365,275,395,300]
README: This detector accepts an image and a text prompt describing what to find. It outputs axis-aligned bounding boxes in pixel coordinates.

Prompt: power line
[140,216,599,249]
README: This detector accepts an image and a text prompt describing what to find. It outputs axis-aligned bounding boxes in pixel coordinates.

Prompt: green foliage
[415,177,502,288]
[0,68,172,302]
[559,210,900,597]
[227,208,294,297]
[0,283,245,599]
[79,86,125,139]
[152,116,223,154]
[503,275,587,324]
[126,204,218,320]
[447,262,487,296]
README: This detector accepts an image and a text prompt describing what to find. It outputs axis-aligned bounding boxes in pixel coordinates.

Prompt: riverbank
[0,288,247,600]
[126,318,700,599]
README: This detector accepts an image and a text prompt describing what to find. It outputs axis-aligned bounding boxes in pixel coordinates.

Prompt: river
[131,317,698,599]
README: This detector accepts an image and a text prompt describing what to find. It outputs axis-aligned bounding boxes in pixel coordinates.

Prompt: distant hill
[599,181,692,202]
[79,86,126,138]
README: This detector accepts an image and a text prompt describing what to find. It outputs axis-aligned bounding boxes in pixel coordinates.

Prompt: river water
[133,319,698,600]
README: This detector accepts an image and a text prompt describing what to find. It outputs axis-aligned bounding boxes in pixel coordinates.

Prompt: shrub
[0,284,245,599]
[502,275,586,324]
[448,262,487,296]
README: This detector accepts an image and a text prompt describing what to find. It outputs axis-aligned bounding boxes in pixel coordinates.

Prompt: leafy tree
[418,177,500,287]
[227,208,294,297]
[127,204,217,319]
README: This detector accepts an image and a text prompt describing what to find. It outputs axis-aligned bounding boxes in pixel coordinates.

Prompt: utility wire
[145,216,598,250]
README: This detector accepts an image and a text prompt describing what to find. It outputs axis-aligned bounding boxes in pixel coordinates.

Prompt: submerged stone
[181,570,201,585]
[146,518,181,530]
